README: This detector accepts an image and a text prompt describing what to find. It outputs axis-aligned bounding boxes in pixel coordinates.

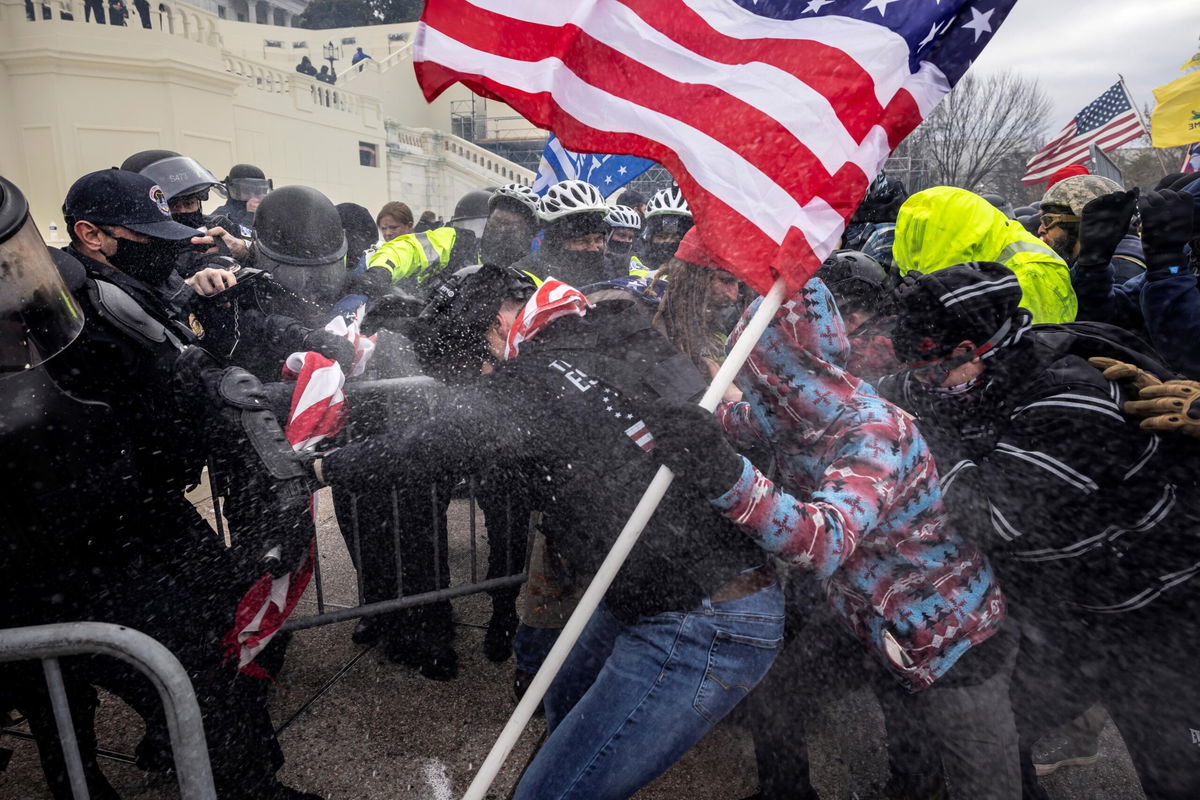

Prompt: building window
[217,5,225,18]
[359,142,378,168]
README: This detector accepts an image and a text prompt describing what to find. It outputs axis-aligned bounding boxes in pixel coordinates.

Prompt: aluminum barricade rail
[0,621,216,800]
[238,376,530,633]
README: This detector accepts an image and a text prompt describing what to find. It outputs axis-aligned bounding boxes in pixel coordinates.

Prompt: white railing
[11,0,224,47]
[386,123,536,187]
[336,37,413,84]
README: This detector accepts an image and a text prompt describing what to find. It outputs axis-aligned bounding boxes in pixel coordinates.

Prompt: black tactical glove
[1075,189,1138,268]
[303,328,357,373]
[1139,189,1195,276]
[347,266,394,299]
[646,400,745,498]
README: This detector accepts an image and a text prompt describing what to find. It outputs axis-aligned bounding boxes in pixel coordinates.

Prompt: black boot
[483,609,518,663]
[385,603,458,680]
[351,615,386,646]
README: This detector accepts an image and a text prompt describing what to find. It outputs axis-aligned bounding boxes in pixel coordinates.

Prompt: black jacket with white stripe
[881,324,1200,620]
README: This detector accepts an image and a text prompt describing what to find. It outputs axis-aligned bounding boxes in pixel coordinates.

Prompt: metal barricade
[0,621,216,800]
[208,376,530,633]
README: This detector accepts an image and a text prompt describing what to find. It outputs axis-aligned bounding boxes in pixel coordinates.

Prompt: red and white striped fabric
[413,0,1013,295]
[1022,81,1145,185]
[223,317,375,675]
[504,278,591,360]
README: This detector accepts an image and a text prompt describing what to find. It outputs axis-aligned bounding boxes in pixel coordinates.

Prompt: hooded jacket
[894,187,1076,324]
[880,322,1200,621]
[711,280,1005,690]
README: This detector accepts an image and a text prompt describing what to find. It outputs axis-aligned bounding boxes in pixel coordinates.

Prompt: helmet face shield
[1,213,85,376]
[256,251,347,309]
[138,156,227,203]
[228,177,273,202]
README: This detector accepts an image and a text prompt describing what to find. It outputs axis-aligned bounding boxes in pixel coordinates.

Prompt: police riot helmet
[450,188,495,239]
[252,185,347,306]
[816,249,892,315]
[408,263,536,382]
[122,150,226,204]
[224,163,272,202]
[0,175,86,376]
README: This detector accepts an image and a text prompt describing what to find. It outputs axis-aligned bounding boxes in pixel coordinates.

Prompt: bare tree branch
[902,71,1051,194]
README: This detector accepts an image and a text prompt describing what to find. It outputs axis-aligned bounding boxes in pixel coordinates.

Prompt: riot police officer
[2,171,322,799]
[213,163,272,231]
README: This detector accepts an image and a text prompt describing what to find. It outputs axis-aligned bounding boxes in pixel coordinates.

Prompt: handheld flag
[1182,47,1200,73]
[1150,70,1200,149]
[414,0,1019,296]
[532,133,654,197]
[1023,82,1144,185]
[1183,142,1200,174]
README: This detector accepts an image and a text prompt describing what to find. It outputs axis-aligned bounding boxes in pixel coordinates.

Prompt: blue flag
[532,134,655,197]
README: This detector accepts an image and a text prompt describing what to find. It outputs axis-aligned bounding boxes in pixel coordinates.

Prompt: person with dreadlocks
[652,227,743,393]
[313,263,787,800]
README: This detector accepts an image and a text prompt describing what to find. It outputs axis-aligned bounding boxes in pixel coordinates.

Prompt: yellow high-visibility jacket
[367,227,461,287]
[893,186,1077,324]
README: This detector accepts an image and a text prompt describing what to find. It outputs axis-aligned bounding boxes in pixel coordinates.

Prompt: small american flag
[413,0,1017,296]
[1022,82,1145,185]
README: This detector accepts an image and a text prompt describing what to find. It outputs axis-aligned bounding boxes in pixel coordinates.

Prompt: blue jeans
[515,581,785,800]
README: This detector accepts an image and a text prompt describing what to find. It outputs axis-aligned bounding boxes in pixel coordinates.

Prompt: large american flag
[1022,81,1145,185]
[414,0,1018,296]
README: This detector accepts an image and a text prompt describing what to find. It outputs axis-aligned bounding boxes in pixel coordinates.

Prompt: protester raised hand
[1139,189,1195,276]
[1075,189,1138,267]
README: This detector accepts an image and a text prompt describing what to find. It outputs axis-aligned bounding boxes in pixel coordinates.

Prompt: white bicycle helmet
[490,182,539,216]
[538,179,609,222]
[604,204,643,231]
[644,187,691,220]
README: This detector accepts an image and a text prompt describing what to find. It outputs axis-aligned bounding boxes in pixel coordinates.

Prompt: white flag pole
[462,274,790,800]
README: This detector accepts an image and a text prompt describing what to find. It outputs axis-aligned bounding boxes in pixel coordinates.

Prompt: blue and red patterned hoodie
[712,279,1006,690]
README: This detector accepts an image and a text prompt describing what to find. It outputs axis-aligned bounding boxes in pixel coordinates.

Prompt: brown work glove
[1087,357,1200,437]
[1087,357,1163,392]
[1125,382,1200,437]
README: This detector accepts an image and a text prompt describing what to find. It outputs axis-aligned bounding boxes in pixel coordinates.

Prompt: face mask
[108,237,180,285]
[606,236,635,256]
[173,210,206,229]
[644,241,677,268]
[560,247,605,277]
[479,224,532,268]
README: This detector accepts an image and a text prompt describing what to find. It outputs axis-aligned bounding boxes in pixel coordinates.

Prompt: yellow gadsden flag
[1151,70,1200,148]
[1182,48,1200,72]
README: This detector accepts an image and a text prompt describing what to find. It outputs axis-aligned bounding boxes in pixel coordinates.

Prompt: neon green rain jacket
[893,186,1077,324]
[367,227,460,286]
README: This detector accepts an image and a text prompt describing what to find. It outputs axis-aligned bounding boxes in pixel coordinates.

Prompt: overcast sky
[968,0,1199,129]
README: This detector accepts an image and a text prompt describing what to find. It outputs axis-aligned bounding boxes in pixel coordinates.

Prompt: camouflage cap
[1040,175,1124,216]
